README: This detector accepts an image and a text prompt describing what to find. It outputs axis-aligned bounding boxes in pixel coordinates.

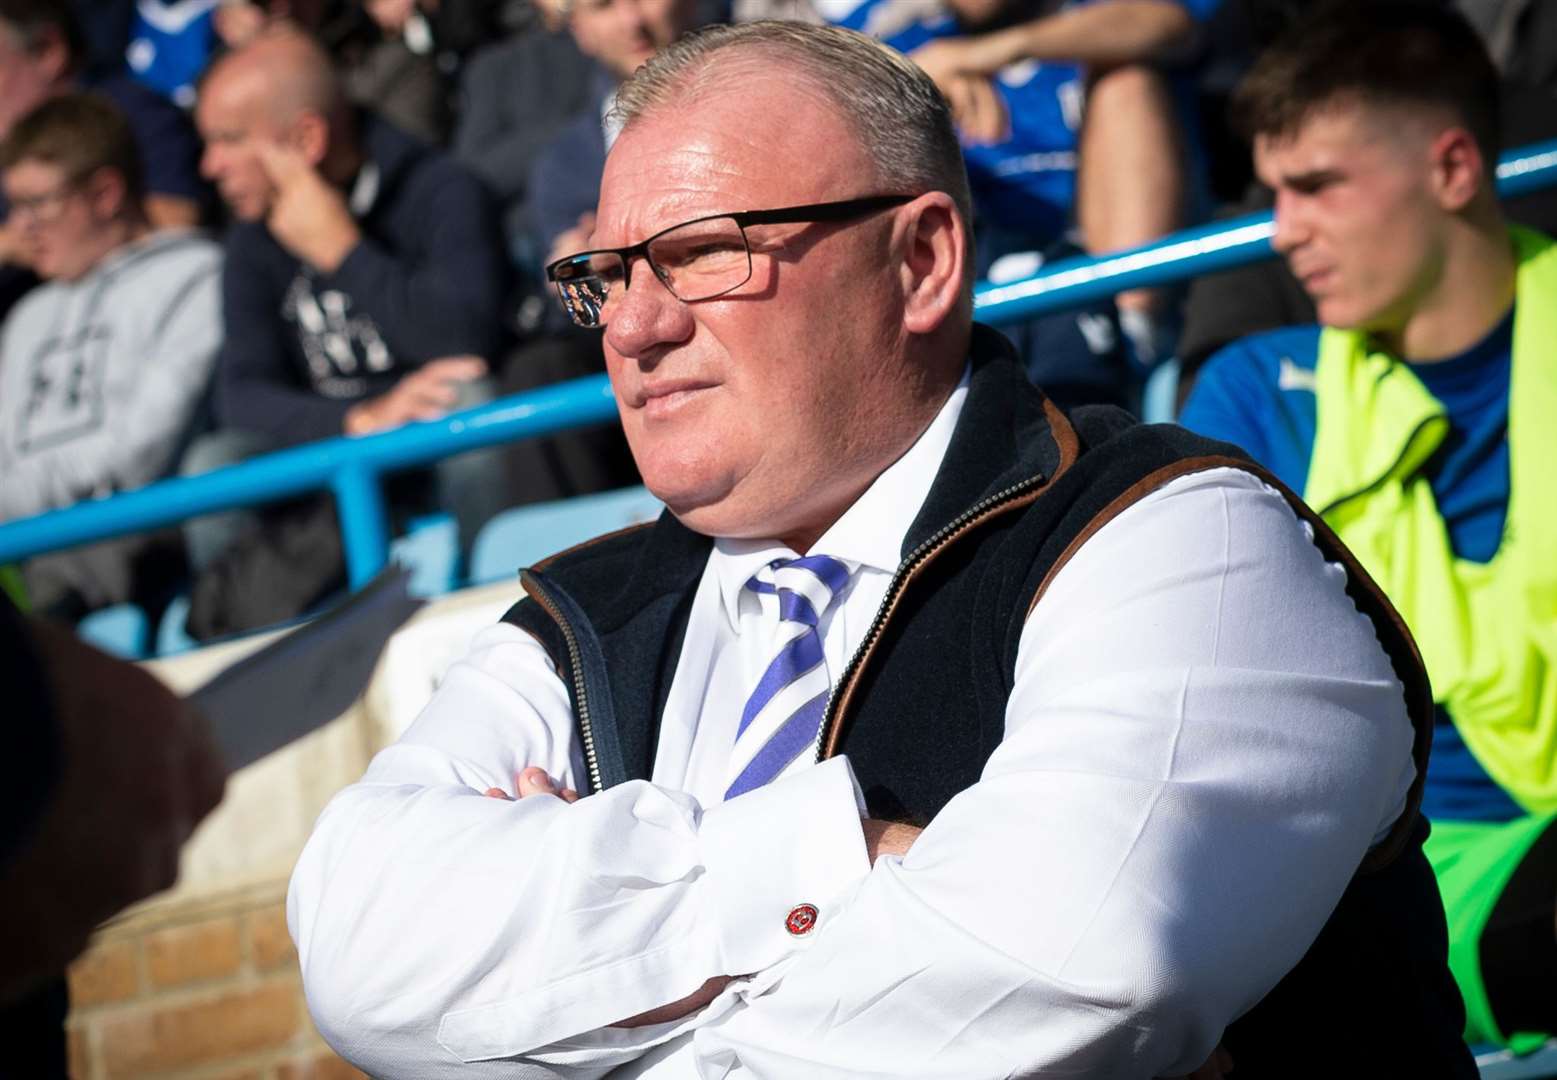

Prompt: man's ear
[292,111,331,168]
[898,191,967,336]
[1428,126,1486,213]
[84,167,130,221]
[32,26,71,83]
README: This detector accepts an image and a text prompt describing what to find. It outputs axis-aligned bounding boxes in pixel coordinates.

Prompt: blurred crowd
[1,0,1554,638]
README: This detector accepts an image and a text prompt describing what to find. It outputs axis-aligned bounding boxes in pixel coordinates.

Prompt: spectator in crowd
[0,93,222,621]
[197,28,506,451]
[487,0,702,508]
[187,28,509,634]
[816,0,1211,406]
[290,22,1472,1077]
[0,0,204,225]
[1176,0,1557,387]
[828,0,1202,365]
[1179,3,1557,1052]
[0,597,226,1073]
[0,0,205,319]
[337,0,455,145]
[452,0,595,280]
[528,0,701,265]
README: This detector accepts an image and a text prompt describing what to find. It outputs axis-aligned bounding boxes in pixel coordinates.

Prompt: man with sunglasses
[290,21,1472,1078]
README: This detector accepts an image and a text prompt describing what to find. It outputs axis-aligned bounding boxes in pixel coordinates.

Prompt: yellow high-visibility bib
[1307,227,1557,812]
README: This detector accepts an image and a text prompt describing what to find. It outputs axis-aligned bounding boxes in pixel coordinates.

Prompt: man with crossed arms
[288,21,1472,1078]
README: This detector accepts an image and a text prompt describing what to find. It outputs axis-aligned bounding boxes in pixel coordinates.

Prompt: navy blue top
[86,72,205,203]
[216,113,509,445]
[1180,310,1521,822]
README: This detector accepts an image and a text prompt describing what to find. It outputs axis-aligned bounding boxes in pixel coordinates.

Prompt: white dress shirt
[288,379,1417,1079]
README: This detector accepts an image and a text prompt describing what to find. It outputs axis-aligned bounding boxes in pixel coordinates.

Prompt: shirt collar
[709,364,971,627]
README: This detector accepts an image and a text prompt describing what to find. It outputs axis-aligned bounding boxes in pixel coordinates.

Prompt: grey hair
[609,20,973,229]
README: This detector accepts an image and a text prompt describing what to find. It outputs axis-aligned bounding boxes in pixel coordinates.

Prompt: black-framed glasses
[544,193,916,329]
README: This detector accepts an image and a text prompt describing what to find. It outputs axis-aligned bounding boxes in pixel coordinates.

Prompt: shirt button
[785,903,819,936]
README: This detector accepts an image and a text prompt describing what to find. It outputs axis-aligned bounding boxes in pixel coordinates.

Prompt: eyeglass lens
[553,215,754,328]
[8,188,72,224]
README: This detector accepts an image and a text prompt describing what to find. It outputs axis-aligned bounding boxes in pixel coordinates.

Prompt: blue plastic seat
[155,593,197,657]
[390,513,462,598]
[468,486,664,586]
[1477,1041,1557,1079]
[78,603,150,659]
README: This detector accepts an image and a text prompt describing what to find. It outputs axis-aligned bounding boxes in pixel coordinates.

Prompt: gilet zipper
[815,470,1051,762]
[523,573,605,795]
[524,469,1050,788]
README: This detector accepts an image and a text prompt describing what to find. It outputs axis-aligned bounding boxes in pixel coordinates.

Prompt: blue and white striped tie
[725,554,852,800]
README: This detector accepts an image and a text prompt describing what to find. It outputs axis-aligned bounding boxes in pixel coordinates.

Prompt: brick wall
[59,583,521,1079]
[66,879,364,1080]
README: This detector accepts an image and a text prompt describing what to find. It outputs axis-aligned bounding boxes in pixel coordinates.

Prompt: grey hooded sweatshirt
[0,229,221,614]
[0,228,222,522]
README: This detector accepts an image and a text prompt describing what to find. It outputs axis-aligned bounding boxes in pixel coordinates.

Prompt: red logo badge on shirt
[785,903,819,936]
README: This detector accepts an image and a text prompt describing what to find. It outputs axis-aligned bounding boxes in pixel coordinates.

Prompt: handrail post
[331,462,390,589]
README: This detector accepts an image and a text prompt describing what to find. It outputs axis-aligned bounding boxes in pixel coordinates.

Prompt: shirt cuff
[698,756,870,977]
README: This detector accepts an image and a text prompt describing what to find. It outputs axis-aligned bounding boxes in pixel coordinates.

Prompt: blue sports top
[1180,309,1519,823]
[817,0,1219,245]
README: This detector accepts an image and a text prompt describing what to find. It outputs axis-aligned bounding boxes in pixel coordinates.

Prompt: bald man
[195,30,508,446]
[187,31,510,600]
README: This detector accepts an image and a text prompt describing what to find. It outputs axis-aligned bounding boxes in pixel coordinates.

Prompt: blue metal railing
[4,139,1556,588]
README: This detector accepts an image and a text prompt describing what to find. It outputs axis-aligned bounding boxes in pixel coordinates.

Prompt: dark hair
[1231,1,1500,165]
[0,0,82,63]
[0,92,144,203]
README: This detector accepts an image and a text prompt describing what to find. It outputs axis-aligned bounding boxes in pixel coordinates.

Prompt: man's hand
[0,623,228,1001]
[256,142,362,273]
[943,74,1010,145]
[482,766,579,803]
[910,43,1011,145]
[912,36,987,87]
[0,216,32,270]
[484,768,735,1028]
[343,356,487,435]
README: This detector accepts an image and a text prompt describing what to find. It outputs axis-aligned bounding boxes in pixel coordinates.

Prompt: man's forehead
[1256,101,1435,172]
[2,158,65,190]
[597,82,862,235]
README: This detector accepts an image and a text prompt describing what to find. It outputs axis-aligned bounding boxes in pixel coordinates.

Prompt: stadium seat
[155,593,197,657]
[1478,1041,1557,1079]
[78,603,150,659]
[468,486,664,586]
[1142,357,1181,424]
[390,513,462,598]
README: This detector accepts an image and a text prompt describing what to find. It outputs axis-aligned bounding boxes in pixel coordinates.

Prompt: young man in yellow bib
[1181,2,1557,1052]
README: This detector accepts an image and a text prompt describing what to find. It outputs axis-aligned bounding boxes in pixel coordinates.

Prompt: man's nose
[604,261,694,359]
[615,0,649,33]
[1270,189,1309,256]
[199,144,222,181]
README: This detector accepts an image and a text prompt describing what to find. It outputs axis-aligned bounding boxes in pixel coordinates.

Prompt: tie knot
[747,554,851,628]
